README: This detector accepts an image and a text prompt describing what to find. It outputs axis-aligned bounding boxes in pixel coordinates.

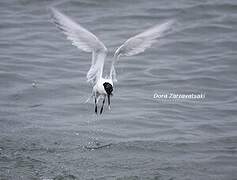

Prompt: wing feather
[115,20,174,57]
[110,20,174,81]
[51,7,107,83]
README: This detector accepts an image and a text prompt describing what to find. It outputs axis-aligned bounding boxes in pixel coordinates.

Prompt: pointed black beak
[107,94,111,109]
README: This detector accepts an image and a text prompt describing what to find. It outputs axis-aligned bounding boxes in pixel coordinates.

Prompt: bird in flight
[50,7,174,114]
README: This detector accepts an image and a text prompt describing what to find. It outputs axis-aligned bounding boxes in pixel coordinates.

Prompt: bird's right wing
[110,20,174,81]
[51,7,107,83]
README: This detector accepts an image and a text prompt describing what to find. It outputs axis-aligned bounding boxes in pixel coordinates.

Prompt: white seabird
[50,7,174,114]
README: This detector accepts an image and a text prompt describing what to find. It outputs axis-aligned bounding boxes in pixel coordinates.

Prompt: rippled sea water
[0,0,237,179]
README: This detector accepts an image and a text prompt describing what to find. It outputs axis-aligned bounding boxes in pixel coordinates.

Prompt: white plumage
[51,7,174,114]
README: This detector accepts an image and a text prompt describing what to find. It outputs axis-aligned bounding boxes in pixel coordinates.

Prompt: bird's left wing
[51,7,107,83]
[110,20,174,81]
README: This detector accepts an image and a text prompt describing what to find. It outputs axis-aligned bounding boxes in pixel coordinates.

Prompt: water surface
[0,0,237,179]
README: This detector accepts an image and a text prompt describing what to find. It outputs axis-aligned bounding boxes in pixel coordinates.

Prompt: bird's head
[103,82,113,109]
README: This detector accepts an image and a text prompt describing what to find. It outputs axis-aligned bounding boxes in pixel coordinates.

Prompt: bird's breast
[95,82,106,95]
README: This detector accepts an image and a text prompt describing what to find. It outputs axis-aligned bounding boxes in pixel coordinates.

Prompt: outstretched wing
[51,7,107,83]
[110,20,174,81]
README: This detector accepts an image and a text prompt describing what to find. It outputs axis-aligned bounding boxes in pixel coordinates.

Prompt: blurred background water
[0,0,237,179]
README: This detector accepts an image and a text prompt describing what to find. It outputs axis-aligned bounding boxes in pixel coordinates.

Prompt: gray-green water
[0,0,237,179]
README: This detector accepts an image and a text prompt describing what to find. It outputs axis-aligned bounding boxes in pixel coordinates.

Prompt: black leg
[100,97,105,114]
[95,97,97,114]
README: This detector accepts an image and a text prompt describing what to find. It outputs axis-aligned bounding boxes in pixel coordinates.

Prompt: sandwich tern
[51,7,174,114]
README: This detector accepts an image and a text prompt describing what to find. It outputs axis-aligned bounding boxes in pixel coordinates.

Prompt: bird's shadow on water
[54,142,113,153]
[84,142,113,150]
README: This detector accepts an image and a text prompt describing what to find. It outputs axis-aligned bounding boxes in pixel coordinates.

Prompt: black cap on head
[103,82,113,95]
[103,82,113,107]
